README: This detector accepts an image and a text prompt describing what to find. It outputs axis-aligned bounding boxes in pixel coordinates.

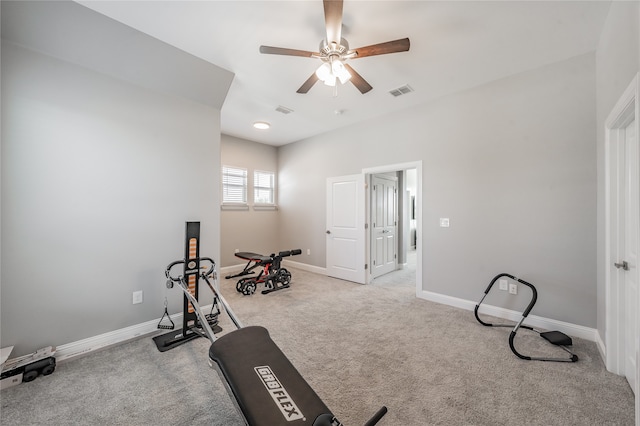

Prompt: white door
[622,119,638,394]
[326,174,366,284]
[371,174,398,279]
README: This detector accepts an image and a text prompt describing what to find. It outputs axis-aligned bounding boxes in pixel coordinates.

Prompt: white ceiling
[77,1,611,146]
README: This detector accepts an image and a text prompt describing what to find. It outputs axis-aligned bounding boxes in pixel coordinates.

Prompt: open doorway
[363,162,422,295]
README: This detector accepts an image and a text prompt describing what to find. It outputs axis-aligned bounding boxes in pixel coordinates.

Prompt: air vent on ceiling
[389,84,414,97]
[275,105,294,114]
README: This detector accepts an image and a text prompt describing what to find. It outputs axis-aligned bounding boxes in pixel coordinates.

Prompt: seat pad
[209,326,335,426]
[234,252,271,262]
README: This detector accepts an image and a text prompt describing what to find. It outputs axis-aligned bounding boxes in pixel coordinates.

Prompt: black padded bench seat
[209,326,339,426]
[235,252,272,262]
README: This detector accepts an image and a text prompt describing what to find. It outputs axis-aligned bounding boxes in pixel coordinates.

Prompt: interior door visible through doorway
[371,174,398,279]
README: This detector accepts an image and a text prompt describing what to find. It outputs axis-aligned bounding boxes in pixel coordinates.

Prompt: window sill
[253,205,278,211]
[221,204,249,211]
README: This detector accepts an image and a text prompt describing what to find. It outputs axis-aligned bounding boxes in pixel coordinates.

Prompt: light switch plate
[499,279,508,291]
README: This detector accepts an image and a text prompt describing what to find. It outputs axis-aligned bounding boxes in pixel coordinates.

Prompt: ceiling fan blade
[259,45,318,58]
[353,38,410,59]
[297,73,319,94]
[323,0,343,45]
[344,64,372,94]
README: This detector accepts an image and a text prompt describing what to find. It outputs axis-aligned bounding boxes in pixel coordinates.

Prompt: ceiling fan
[259,0,410,95]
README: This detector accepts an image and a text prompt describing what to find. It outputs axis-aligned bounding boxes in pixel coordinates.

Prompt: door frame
[363,161,422,296]
[604,73,639,419]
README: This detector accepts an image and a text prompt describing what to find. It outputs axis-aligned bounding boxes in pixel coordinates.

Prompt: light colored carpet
[1,266,635,425]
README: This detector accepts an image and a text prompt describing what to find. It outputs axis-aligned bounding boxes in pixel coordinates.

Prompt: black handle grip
[165,260,185,281]
[515,277,537,317]
[364,406,388,426]
[277,249,302,257]
[509,331,531,360]
[199,257,216,276]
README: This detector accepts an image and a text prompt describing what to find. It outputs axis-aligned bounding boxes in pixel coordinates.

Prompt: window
[222,166,247,204]
[254,170,275,204]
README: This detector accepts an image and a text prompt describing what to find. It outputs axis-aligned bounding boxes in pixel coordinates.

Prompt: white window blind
[254,170,275,204]
[222,166,247,204]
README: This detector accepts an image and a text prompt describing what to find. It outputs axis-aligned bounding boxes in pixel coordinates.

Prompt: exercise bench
[165,257,388,426]
[227,249,302,295]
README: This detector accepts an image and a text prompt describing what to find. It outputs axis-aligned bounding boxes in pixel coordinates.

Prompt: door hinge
[365,223,368,229]
[365,264,368,270]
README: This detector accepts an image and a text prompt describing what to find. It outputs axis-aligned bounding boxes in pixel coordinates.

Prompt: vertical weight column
[183,222,200,332]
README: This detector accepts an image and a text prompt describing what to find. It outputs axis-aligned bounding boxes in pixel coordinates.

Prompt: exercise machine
[229,249,302,295]
[474,273,578,363]
[0,346,56,389]
[164,223,388,425]
[153,222,221,352]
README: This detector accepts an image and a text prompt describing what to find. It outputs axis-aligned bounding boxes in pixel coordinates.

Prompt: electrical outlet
[132,291,143,304]
[499,279,508,291]
[508,283,518,295]
[307,249,311,255]
[234,248,239,253]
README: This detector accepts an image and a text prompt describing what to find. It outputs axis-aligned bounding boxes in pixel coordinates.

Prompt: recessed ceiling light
[253,121,270,130]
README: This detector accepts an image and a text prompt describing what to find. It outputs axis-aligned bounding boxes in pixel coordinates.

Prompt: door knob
[614,261,629,271]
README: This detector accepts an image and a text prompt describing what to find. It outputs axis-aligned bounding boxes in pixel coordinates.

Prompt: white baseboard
[219,263,248,278]
[220,260,326,278]
[55,320,161,362]
[418,290,597,342]
[53,277,596,364]
[282,259,326,275]
[55,305,212,363]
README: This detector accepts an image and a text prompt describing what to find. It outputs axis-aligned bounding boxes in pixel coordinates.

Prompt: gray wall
[220,135,279,267]
[279,53,598,327]
[1,3,232,356]
[2,0,636,358]
[595,2,640,341]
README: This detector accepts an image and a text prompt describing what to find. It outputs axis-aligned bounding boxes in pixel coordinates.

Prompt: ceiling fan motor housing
[318,38,355,62]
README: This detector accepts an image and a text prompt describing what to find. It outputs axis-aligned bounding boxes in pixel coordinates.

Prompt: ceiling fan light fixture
[324,74,337,87]
[316,59,350,86]
[316,63,336,86]
[332,60,351,84]
[253,121,270,130]
[315,62,331,81]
